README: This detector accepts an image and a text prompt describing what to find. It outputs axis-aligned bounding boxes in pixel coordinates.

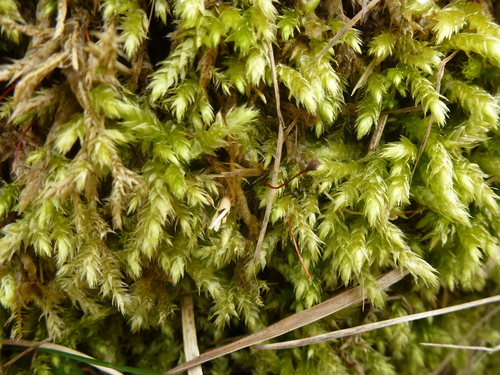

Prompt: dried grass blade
[181,294,204,375]
[253,41,286,267]
[253,295,500,350]
[3,339,124,375]
[421,343,500,353]
[167,268,408,374]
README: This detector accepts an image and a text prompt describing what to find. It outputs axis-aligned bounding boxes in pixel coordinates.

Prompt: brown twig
[367,113,388,153]
[286,217,311,279]
[352,55,386,96]
[311,0,382,64]
[204,168,265,178]
[381,105,424,114]
[167,268,408,374]
[253,41,286,266]
[2,335,54,368]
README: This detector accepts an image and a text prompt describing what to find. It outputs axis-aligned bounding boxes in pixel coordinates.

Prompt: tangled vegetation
[0,0,499,374]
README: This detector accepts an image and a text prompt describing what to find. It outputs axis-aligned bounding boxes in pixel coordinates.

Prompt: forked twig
[167,268,408,374]
[252,295,500,350]
[253,41,286,266]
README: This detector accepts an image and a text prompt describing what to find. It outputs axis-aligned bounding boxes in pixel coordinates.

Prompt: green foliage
[0,0,499,374]
[0,0,23,43]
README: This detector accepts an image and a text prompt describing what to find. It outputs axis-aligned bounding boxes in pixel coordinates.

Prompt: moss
[0,0,499,373]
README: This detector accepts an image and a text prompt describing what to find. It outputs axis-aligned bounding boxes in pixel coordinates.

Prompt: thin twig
[435,50,459,94]
[382,105,424,114]
[367,112,388,153]
[411,114,434,178]
[430,304,500,375]
[352,55,386,96]
[411,50,459,177]
[205,168,265,178]
[485,175,499,185]
[421,343,500,353]
[167,269,408,374]
[251,295,500,350]
[181,294,203,375]
[311,0,382,64]
[253,41,286,266]
[2,335,54,368]
[286,217,311,279]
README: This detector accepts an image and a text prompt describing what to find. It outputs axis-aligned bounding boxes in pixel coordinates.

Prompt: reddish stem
[261,170,307,189]
[13,117,37,170]
[287,217,312,280]
[261,157,319,189]
[0,84,16,102]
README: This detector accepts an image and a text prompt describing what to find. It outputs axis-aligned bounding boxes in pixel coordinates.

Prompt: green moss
[0,0,499,373]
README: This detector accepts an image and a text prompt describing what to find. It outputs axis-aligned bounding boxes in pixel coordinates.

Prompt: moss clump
[0,0,499,374]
